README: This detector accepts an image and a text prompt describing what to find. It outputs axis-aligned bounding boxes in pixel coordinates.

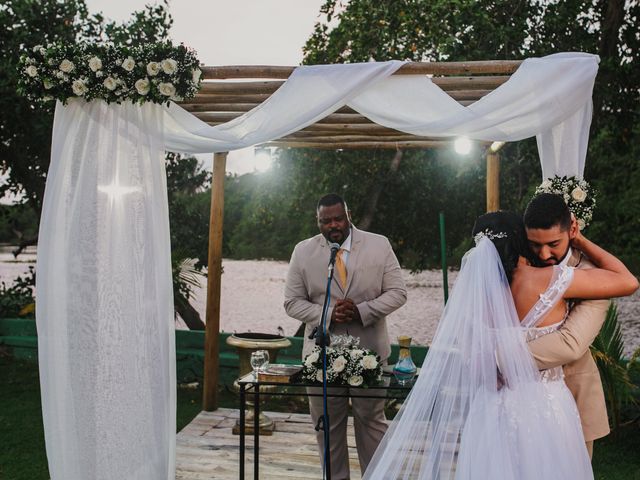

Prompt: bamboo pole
[202,152,227,411]
[486,151,500,212]
[201,61,522,79]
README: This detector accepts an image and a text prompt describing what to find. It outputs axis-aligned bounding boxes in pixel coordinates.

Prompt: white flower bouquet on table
[535,175,597,230]
[302,334,383,387]
[18,42,202,106]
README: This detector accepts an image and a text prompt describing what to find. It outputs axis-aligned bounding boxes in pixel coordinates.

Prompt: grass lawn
[1,355,639,479]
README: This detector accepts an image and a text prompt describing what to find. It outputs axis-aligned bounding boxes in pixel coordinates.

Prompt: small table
[237,372,414,479]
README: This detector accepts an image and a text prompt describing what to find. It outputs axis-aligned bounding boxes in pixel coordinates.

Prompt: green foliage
[0,267,35,318]
[591,302,639,432]
[0,204,38,244]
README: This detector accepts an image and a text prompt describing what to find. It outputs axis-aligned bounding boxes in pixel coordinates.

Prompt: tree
[0,0,173,254]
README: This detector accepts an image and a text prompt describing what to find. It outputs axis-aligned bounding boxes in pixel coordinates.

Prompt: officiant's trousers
[307,387,387,480]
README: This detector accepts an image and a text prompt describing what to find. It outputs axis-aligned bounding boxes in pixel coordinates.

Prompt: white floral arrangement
[535,175,596,230]
[302,334,383,387]
[18,42,202,106]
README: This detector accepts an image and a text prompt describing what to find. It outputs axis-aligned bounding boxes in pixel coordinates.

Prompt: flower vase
[393,335,417,385]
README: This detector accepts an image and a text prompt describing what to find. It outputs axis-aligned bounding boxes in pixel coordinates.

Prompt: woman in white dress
[363,211,638,480]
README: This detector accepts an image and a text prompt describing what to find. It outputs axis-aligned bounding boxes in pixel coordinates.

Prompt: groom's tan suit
[528,250,610,452]
[284,226,407,479]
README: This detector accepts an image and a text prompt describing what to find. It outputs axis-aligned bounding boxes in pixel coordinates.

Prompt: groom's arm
[527,298,609,370]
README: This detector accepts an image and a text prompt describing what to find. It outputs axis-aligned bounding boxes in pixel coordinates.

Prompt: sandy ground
[1,248,638,356]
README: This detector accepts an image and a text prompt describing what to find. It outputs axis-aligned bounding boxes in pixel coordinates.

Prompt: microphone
[328,242,340,266]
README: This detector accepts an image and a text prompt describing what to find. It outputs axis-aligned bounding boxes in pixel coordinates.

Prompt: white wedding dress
[363,238,593,480]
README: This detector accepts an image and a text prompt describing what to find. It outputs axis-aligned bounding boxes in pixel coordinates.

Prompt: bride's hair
[471,211,536,282]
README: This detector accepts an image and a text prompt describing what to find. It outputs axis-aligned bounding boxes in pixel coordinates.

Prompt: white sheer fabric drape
[37,100,176,480]
[36,52,598,479]
[163,53,598,179]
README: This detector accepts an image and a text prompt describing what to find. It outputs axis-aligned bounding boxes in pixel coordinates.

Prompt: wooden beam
[264,140,449,149]
[201,61,522,79]
[196,77,506,95]
[202,152,227,411]
[486,151,500,212]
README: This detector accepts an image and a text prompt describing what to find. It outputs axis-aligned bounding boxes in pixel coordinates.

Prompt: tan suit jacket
[284,227,407,359]
[527,250,610,441]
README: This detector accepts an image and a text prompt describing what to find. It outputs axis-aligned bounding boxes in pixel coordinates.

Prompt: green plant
[0,267,36,318]
[590,302,638,432]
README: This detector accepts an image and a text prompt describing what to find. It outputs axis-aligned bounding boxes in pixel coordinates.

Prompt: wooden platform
[176,408,364,479]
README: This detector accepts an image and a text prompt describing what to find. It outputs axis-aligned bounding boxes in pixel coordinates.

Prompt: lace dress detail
[522,264,574,382]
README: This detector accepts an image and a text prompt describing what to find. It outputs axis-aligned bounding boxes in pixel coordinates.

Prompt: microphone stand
[310,245,338,480]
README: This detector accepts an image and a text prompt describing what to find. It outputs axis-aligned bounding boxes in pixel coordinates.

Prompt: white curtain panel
[37,100,176,480]
[37,52,598,479]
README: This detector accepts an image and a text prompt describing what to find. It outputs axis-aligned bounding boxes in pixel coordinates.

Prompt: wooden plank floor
[176,408,364,480]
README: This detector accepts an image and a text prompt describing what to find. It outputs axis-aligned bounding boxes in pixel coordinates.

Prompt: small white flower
[158,82,176,97]
[350,349,364,359]
[540,179,552,190]
[362,355,378,370]
[146,61,160,76]
[134,78,150,95]
[121,57,136,72]
[55,71,64,79]
[24,65,38,77]
[571,187,587,203]
[95,71,103,78]
[332,356,347,373]
[71,79,88,96]
[48,58,56,66]
[563,193,571,203]
[161,58,178,74]
[103,77,117,91]
[88,56,102,72]
[59,59,74,73]
[32,45,42,53]
[315,370,324,382]
[42,95,53,102]
[43,79,53,90]
[577,218,586,230]
[192,68,202,83]
[348,375,363,387]
[39,47,46,55]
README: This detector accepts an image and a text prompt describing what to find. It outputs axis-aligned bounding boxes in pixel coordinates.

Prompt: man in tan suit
[284,193,407,479]
[524,193,610,459]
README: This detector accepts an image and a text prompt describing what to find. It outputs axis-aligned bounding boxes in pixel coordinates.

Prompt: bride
[363,211,638,479]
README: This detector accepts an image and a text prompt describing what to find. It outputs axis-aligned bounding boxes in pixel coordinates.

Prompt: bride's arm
[563,232,639,299]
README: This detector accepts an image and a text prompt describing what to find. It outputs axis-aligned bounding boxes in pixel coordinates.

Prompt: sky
[85,0,329,175]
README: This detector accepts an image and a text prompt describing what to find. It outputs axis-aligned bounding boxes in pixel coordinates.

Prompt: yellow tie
[335,249,347,289]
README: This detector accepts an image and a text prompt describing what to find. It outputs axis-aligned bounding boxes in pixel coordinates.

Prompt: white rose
[71,79,88,96]
[304,351,319,366]
[362,355,378,370]
[315,370,324,382]
[24,65,38,77]
[571,187,587,203]
[158,82,176,97]
[350,349,364,359]
[88,56,102,72]
[577,218,586,230]
[134,78,150,95]
[39,47,46,55]
[540,179,552,190]
[121,57,136,72]
[59,59,74,73]
[192,68,202,83]
[348,375,363,387]
[146,61,160,76]
[332,356,347,373]
[43,79,53,90]
[161,58,178,74]
[103,77,117,91]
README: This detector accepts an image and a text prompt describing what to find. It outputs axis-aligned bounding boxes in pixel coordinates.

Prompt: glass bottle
[393,335,417,385]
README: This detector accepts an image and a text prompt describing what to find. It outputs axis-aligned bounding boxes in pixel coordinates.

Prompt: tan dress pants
[307,386,388,480]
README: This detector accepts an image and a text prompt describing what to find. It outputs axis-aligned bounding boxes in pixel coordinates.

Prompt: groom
[524,193,610,459]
